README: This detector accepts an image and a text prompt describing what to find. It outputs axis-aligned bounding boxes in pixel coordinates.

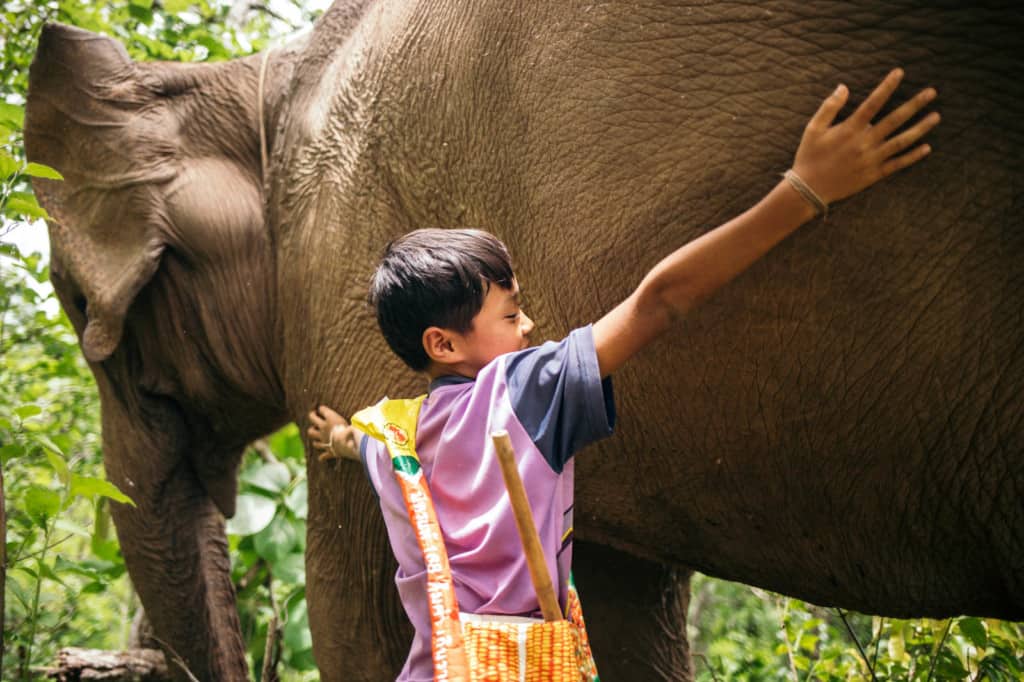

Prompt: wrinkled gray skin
[25,1,1023,680]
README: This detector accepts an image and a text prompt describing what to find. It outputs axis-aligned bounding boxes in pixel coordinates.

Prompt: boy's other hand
[792,68,940,205]
[307,405,360,462]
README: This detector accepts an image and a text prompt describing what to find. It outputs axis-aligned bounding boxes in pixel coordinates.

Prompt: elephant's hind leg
[105,428,248,682]
[573,541,693,681]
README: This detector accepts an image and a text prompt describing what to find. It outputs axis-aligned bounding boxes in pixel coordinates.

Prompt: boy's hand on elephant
[307,405,360,462]
[791,68,940,206]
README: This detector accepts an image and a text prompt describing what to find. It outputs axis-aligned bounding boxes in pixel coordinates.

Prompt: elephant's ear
[24,24,180,361]
[25,23,265,363]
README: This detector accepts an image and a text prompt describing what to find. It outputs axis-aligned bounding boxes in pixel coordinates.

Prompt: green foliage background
[0,1,324,679]
[1,2,1021,680]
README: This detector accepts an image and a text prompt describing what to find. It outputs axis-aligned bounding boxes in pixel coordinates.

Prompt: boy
[308,69,939,680]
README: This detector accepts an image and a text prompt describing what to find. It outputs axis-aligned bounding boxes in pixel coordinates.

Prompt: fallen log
[40,647,170,681]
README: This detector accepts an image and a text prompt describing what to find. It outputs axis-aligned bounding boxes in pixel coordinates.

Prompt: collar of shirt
[428,374,475,394]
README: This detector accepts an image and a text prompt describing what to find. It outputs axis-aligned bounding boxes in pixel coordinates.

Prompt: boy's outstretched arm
[593,68,940,377]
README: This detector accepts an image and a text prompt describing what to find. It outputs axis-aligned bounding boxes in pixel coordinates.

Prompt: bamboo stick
[491,430,563,622]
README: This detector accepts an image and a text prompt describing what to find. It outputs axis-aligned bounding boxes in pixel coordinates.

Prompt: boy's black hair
[369,228,515,371]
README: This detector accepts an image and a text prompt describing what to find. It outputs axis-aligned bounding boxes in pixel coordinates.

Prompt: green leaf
[6,573,34,609]
[127,2,154,24]
[36,433,66,456]
[242,460,291,494]
[70,474,136,506]
[283,596,312,651]
[25,485,61,524]
[0,101,24,129]
[268,424,304,461]
[23,162,64,180]
[5,193,49,220]
[91,537,122,562]
[15,404,42,418]
[285,647,319,672]
[39,557,69,587]
[0,150,20,178]
[254,513,299,562]
[1,442,24,463]
[283,479,308,519]
[81,581,107,594]
[958,617,987,649]
[14,564,39,581]
[227,492,277,536]
[273,552,306,584]
[932,649,969,679]
[164,0,192,12]
[40,441,70,483]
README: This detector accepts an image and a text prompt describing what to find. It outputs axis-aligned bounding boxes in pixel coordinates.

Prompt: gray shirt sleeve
[504,325,616,473]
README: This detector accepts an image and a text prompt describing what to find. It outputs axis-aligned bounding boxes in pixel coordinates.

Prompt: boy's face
[452,278,534,374]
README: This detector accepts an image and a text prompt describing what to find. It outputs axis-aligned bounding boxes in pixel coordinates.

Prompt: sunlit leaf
[6,193,49,219]
[24,162,63,180]
[0,149,20,177]
[0,101,24,129]
[227,492,277,536]
[15,403,42,418]
[164,0,192,12]
[70,473,136,506]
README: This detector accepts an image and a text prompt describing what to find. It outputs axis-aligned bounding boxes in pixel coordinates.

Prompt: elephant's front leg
[105,433,248,681]
[305,457,411,680]
[574,541,693,681]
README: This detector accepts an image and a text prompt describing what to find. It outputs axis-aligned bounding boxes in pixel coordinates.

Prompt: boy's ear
[422,326,465,365]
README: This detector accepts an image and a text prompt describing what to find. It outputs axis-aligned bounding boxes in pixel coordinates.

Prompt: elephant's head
[25,25,293,678]
[27,23,267,363]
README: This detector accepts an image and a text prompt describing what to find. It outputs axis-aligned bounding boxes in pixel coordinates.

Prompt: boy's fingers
[851,68,903,126]
[873,88,937,141]
[807,83,848,131]
[881,143,932,177]
[879,111,940,159]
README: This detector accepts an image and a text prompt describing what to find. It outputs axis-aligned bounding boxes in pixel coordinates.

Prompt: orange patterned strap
[351,397,470,681]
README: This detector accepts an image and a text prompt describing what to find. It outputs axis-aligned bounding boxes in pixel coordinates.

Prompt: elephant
[24,1,1022,680]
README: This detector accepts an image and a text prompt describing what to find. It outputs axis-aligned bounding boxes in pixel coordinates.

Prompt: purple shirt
[360,326,615,681]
